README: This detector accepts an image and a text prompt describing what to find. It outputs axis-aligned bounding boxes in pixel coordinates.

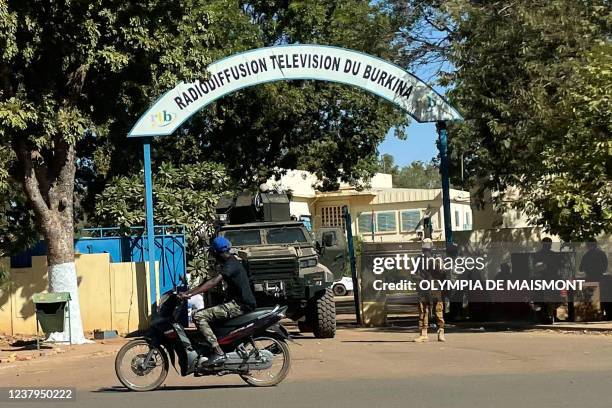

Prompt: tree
[0,0,219,343]
[394,160,441,189]
[378,154,399,175]
[0,146,38,257]
[392,0,456,77]
[1,1,412,341]
[94,161,231,280]
[440,0,611,240]
[377,154,442,189]
[90,0,410,201]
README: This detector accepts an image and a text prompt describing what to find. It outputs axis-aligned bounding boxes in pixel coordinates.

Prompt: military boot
[413,329,428,342]
[437,328,446,342]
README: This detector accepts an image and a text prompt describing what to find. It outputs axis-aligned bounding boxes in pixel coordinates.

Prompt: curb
[454,321,612,333]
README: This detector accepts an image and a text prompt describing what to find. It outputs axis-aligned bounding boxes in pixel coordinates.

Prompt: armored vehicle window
[223,230,262,246]
[266,228,308,244]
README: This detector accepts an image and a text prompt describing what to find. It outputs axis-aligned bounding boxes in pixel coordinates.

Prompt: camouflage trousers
[417,299,444,330]
[193,300,243,349]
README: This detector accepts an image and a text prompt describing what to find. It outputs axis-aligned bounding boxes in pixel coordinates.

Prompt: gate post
[437,121,453,247]
[143,138,157,307]
[343,206,361,325]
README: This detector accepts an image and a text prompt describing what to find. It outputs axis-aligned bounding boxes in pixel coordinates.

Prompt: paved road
[2,328,611,408]
[9,372,611,408]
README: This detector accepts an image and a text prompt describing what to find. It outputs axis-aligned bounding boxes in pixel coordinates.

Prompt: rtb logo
[150,110,176,127]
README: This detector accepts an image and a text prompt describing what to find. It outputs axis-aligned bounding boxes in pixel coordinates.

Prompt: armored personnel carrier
[215,191,336,338]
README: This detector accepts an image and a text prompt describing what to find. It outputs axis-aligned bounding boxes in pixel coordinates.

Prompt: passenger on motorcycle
[179,236,257,365]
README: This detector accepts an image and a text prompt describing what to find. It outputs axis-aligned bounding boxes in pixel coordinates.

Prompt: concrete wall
[0,253,157,335]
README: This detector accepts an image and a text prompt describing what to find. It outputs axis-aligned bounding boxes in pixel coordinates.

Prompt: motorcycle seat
[221,306,278,327]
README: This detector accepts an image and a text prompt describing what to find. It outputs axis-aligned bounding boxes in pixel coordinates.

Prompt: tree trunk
[17,141,90,344]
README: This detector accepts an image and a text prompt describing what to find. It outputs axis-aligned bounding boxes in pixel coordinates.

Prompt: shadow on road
[94,384,250,393]
[340,340,414,343]
[2,339,54,351]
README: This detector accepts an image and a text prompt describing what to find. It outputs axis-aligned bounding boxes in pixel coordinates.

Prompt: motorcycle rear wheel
[240,336,291,387]
[115,339,169,392]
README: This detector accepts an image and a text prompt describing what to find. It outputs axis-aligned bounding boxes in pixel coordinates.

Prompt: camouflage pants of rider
[193,300,243,349]
[418,298,444,330]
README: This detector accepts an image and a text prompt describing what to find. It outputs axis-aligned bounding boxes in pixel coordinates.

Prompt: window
[266,228,308,244]
[223,230,262,246]
[320,205,345,228]
[358,212,374,234]
[454,210,460,227]
[465,212,472,229]
[376,212,397,233]
[401,210,421,232]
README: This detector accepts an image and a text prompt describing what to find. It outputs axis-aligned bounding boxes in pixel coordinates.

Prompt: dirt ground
[1,322,612,390]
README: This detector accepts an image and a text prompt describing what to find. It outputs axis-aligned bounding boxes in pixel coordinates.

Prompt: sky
[377,57,451,167]
[378,122,438,166]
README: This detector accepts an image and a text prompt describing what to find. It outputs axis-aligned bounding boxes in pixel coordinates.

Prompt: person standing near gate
[413,239,446,342]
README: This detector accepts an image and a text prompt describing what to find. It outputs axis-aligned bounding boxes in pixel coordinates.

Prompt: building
[470,185,533,230]
[266,170,472,242]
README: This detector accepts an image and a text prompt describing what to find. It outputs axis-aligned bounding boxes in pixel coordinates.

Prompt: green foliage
[0,0,227,258]
[439,0,611,240]
[95,161,229,238]
[0,145,38,255]
[0,263,9,288]
[378,154,441,189]
[109,1,409,196]
[95,160,230,283]
[394,161,441,189]
[0,0,413,258]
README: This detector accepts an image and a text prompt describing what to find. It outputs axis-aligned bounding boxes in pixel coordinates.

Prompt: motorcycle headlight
[299,258,318,268]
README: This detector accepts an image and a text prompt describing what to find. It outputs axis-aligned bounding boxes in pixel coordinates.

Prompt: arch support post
[437,121,453,247]
[143,138,157,308]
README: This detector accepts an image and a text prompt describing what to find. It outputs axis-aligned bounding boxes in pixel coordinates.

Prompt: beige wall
[311,193,473,243]
[470,186,533,230]
[0,254,157,336]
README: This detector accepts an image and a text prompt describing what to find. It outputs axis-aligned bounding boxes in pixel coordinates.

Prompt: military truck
[215,191,336,338]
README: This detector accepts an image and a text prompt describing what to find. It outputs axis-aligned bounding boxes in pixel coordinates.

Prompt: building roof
[267,169,471,204]
[370,188,470,204]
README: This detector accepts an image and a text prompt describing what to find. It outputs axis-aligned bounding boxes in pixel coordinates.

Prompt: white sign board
[129,45,462,137]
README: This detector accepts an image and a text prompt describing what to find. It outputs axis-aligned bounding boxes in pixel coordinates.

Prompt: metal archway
[128,44,462,304]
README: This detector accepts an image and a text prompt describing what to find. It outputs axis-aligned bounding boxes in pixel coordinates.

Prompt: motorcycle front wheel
[240,336,291,387]
[115,339,169,392]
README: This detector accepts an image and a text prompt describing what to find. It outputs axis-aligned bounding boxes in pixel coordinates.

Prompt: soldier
[579,238,608,283]
[413,239,446,342]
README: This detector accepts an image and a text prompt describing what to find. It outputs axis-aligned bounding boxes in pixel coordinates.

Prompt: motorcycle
[115,292,292,391]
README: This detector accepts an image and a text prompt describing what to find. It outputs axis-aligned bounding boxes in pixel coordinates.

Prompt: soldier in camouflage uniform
[413,239,446,342]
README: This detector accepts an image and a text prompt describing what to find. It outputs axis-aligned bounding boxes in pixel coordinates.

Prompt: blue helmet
[211,236,231,254]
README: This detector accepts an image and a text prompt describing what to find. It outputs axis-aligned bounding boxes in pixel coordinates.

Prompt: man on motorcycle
[179,236,257,365]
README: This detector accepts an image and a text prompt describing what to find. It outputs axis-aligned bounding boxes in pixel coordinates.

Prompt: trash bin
[32,292,71,348]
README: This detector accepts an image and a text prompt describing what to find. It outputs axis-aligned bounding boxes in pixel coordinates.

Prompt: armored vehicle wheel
[297,321,312,333]
[308,288,336,338]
